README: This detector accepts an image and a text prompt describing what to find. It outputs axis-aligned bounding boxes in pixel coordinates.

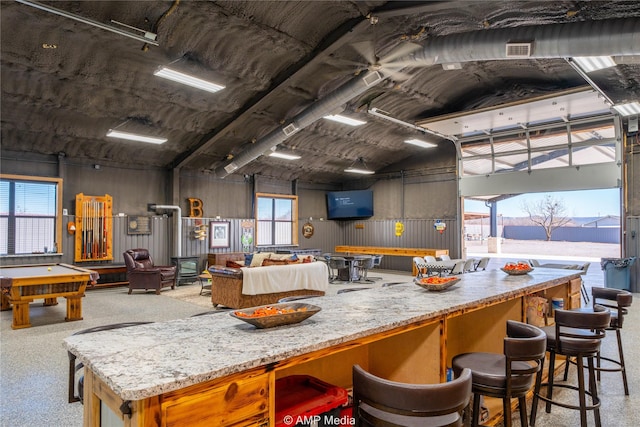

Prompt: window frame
[254,192,298,247]
[0,174,63,256]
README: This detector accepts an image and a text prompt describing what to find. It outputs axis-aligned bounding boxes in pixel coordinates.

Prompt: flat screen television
[326,190,373,220]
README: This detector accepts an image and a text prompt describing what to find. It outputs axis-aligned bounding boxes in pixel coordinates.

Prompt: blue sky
[464,189,621,218]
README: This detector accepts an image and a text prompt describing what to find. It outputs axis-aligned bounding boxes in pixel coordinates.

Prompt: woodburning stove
[171,256,199,286]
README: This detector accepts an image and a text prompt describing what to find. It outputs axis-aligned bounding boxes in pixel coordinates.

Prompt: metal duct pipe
[410,18,640,65]
[213,71,383,178]
[149,204,182,257]
[214,18,640,179]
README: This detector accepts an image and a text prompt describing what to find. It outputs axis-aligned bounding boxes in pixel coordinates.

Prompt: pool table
[0,263,94,329]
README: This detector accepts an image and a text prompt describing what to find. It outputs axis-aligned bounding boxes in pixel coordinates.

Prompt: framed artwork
[209,221,230,248]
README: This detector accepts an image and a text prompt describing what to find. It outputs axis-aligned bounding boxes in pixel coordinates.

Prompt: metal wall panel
[626,216,639,292]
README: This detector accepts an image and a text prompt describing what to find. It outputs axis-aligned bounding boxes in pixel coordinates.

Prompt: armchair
[123,248,176,294]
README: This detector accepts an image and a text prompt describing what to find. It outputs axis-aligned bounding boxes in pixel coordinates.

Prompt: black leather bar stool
[352,364,472,427]
[452,320,546,427]
[591,287,632,394]
[530,305,611,427]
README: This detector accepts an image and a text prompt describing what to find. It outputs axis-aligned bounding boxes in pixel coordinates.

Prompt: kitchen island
[64,268,582,427]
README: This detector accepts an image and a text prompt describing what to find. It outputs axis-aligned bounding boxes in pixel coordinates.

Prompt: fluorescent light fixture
[154,66,225,93]
[612,101,640,117]
[269,151,301,160]
[344,157,375,174]
[404,138,437,148]
[572,56,616,72]
[106,129,167,144]
[344,167,375,174]
[323,114,366,126]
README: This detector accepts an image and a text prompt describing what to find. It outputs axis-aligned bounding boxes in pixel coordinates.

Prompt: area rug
[162,283,216,309]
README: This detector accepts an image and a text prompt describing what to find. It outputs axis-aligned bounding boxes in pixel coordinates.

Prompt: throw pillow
[226,260,243,268]
[250,252,272,267]
[244,253,254,266]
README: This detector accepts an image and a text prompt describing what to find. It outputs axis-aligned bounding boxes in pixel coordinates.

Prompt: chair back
[504,320,547,374]
[372,255,383,267]
[328,256,347,269]
[352,364,472,427]
[463,258,475,273]
[475,257,490,270]
[359,257,375,269]
[554,305,610,356]
[592,287,632,329]
[439,254,451,261]
[449,260,466,275]
[123,248,154,270]
[424,255,437,263]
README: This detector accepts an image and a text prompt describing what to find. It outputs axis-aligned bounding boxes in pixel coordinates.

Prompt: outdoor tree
[521,195,572,241]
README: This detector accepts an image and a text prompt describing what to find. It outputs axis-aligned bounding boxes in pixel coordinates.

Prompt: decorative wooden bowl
[501,267,534,275]
[230,302,321,329]
[414,277,461,291]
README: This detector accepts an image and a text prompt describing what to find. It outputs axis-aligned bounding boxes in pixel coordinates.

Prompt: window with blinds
[0,175,61,255]
[255,193,298,247]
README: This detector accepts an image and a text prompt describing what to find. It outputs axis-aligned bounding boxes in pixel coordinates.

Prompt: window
[0,174,62,255]
[255,193,298,247]
[460,116,617,176]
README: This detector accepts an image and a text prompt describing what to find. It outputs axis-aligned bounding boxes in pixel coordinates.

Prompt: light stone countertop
[63,268,581,401]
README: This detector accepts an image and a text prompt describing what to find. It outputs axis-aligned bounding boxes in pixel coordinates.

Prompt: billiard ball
[47,267,52,271]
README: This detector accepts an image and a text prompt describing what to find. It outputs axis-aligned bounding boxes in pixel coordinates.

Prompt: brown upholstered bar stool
[530,305,611,427]
[352,364,472,427]
[591,287,632,394]
[451,320,546,427]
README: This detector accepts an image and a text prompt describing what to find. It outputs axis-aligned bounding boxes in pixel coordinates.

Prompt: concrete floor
[1,255,638,427]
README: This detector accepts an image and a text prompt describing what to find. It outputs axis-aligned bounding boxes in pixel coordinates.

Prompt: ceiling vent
[224,162,238,173]
[362,71,383,87]
[282,123,300,137]
[505,42,532,58]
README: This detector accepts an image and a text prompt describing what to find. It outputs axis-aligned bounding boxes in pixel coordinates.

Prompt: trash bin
[601,257,637,291]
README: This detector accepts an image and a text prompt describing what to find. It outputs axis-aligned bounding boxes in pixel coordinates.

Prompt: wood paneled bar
[334,245,450,275]
[64,268,582,427]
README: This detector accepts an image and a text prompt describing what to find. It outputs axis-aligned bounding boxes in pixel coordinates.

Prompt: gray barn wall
[1,152,460,271]
[627,133,639,216]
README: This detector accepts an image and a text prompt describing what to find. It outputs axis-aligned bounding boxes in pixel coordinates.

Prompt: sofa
[207,252,328,308]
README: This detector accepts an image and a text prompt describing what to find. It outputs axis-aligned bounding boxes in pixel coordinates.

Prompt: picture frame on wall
[209,221,230,248]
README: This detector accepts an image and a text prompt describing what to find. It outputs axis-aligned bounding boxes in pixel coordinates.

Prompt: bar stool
[452,320,546,427]
[590,287,632,394]
[352,364,472,427]
[530,305,611,427]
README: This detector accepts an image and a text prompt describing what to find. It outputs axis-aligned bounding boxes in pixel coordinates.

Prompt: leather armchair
[123,249,176,294]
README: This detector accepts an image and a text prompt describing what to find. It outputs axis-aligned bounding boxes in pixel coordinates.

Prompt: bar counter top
[63,268,581,401]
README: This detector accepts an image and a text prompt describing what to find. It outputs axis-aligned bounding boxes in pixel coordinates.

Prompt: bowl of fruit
[501,262,534,275]
[414,276,461,291]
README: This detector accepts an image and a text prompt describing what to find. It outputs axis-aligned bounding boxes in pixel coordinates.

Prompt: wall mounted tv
[326,190,373,220]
